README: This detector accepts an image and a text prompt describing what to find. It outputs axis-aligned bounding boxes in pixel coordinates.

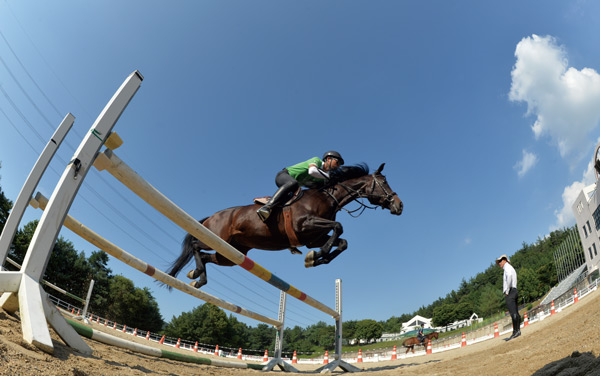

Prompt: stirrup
[257,206,271,222]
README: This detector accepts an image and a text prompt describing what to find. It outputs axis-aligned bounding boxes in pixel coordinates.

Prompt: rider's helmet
[322,151,344,165]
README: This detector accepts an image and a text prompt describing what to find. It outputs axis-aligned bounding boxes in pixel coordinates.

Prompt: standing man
[496,254,521,340]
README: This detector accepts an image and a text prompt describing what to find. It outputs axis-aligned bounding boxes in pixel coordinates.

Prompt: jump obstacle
[0,71,358,373]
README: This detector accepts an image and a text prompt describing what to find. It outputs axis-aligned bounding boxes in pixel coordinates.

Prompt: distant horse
[402,332,439,354]
[167,163,403,288]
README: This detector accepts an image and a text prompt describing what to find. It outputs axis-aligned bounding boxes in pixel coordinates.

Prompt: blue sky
[2,1,600,330]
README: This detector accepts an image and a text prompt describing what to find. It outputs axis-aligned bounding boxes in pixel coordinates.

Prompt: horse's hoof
[190,280,202,289]
[187,269,200,279]
[305,251,315,268]
[289,247,302,255]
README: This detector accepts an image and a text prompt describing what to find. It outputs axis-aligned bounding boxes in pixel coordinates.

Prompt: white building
[571,142,600,277]
[400,315,432,333]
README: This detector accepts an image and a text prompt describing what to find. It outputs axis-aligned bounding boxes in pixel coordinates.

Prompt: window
[594,243,598,257]
[588,221,592,233]
[593,205,600,230]
[584,225,589,238]
[589,247,593,259]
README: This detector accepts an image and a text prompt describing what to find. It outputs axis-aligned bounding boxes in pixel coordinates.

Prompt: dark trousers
[505,287,521,333]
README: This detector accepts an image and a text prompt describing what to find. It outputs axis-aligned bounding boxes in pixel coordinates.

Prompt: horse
[167,163,403,288]
[402,332,439,354]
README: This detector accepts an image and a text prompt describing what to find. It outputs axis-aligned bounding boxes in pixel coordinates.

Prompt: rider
[417,324,425,343]
[256,151,344,222]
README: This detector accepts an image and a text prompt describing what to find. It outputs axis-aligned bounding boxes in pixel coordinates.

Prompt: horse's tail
[166,217,209,279]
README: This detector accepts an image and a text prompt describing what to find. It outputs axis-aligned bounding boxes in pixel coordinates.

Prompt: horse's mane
[327,163,370,185]
[303,163,369,190]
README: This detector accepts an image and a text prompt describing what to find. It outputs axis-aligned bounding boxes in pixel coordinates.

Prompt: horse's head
[365,163,403,215]
[326,163,403,215]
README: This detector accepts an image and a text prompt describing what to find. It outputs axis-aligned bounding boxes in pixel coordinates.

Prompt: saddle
[253,187,303,206]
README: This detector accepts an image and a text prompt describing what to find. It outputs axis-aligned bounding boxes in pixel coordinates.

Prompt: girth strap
[282,206,301,247]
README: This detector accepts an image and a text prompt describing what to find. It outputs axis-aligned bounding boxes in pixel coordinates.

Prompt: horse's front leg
[302,217,344,267]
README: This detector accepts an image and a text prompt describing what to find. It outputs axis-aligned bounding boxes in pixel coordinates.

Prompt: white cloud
[509,34,600,160]
[552,158,596,230]
[514,150,538,177]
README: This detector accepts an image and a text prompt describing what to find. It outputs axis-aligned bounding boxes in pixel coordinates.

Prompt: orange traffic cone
[194,341,199,353]
[426,339,432,355]
[263,349,269,362]
[159,335,165,345]
[461,332,466,347]
[175,338,181,349]
[494,322,499,338]
[71,308,75,314]
[292,350,298,364]
[122,324,127,333]
[96,316,100,324]
[237,347,242,359]
[391,345,397,360]
[113,322,117,330]
[323,350,329,364]
[215,345,219,356]
[133,328,138,336]
[551,300,556,315]
[357,349,363,363]
[145,331,150,340]
[574,288,579,303]
[104,319,108,326]
[524,312,529,327]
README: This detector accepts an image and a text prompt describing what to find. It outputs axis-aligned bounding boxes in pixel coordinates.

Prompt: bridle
[325,173,398,217]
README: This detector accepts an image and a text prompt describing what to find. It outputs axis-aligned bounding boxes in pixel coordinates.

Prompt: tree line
[0,163,574,352]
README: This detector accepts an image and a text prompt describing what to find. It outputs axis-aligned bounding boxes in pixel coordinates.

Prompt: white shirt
[502,262,518,295]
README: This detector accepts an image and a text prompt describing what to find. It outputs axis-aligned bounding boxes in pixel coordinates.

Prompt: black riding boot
[257,183,294,222]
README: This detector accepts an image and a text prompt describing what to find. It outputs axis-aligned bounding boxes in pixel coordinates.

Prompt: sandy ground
[1,290,600,376]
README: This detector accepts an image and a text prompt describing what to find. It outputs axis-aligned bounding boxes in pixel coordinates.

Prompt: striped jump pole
[94,149,339,319]
[30,193,281,328]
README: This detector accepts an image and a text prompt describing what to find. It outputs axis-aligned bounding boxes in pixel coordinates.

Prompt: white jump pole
[30,192,282,327]
[0,71,143,354]
[0,114,74,312]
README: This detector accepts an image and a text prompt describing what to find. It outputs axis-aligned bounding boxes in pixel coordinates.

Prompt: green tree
[342,320,358,341]
[165,304,247,347]
[354,319,383,343]
[305,321,335,350]
[432,303,457,327]
[478,284,504,317]
[87,251,112,316]
[518,267,543,304]
[248,323,276,350]
[106,275,164,332]
[0,166,12,233]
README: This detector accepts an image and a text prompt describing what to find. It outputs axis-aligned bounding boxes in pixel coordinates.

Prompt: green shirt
[285,157,324,186]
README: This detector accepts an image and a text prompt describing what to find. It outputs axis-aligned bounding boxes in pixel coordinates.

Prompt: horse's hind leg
[187,251,212,288]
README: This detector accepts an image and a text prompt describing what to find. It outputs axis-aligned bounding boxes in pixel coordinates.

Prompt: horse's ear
[376,163,385,174]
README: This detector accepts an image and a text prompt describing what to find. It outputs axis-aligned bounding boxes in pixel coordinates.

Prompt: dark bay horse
[167,163,403,288]
[402,332,439,354]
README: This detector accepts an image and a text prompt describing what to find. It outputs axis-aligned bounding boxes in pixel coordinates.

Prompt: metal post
[263,291,298,372]
[315,279,360,373]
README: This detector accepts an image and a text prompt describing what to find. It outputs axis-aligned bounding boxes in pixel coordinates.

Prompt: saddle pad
[253,187,303,206]
[253,197,270,205]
